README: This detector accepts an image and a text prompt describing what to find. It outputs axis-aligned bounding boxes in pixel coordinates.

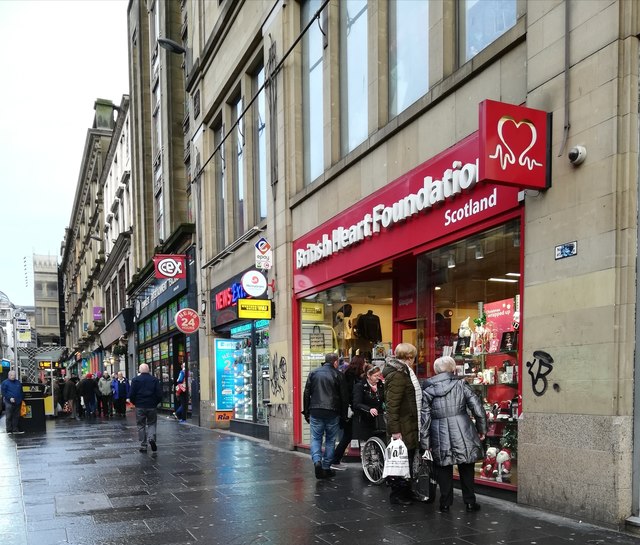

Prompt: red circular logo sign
[174,308,200,334]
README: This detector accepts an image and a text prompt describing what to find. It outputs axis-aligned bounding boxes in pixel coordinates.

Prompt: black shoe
[139,447,147,453]
[390,493,413,506]
[439,504,450,512]
[465,503,481,512]
[322,468,336,478]
[314,462,323,479]
[149,439,157,452]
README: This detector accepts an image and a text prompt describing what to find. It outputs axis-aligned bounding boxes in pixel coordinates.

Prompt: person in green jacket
[382,343,426,505]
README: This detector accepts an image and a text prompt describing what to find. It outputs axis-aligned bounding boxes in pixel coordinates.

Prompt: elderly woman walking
[383,342,427,505]
[420,356,487,513]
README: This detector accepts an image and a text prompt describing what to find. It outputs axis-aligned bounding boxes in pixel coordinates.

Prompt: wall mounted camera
[568,145,587,166]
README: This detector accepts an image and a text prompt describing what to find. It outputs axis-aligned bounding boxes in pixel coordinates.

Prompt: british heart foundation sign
[478,99,551,190]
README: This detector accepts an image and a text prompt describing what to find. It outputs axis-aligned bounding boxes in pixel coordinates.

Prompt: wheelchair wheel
[361,436,386,485]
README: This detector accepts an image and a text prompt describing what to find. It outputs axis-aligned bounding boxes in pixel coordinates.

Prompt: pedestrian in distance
[63,376,79,419]
[382,342,428,505]
[77,373,99,418]
[172,362,187,422]
[98,373,113,417]
[420,355,487,513]
[1,370,24,434]
[112,371,130,417]
[302,353,349,479]
[129,363,163,453]
[331,355,367,469]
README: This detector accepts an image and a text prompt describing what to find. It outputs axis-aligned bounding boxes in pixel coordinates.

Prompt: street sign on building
[255,237,273,270]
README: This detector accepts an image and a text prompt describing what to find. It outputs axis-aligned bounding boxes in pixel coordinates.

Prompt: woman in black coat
[352,365,385,441]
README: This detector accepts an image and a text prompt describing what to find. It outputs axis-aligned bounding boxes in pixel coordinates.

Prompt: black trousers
[388,448,416,497]
[332,418,353,462]
[436,462,476,507]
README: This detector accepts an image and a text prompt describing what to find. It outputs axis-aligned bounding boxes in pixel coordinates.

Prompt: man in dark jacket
[77,373,99,418]
[129,363,163,453]
[62,376,79,420]
[302,353,348,479]
[1,370,24,434]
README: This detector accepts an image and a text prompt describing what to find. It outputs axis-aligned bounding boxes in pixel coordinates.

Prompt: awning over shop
[99,308,134,348]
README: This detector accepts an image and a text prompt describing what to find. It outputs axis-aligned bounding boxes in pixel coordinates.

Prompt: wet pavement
[1,413,640,545]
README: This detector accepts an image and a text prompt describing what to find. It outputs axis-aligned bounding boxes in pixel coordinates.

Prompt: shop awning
[99,308,134,348]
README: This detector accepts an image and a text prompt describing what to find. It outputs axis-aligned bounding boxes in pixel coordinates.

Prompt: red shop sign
[175,308,200,334]
[293,132,521,294]
[478,99,551,190]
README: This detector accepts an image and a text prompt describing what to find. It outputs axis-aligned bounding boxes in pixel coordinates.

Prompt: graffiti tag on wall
[269,353,287,402]
[526,350,554,396]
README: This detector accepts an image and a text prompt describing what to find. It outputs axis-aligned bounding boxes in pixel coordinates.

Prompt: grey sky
[0,0,129,306]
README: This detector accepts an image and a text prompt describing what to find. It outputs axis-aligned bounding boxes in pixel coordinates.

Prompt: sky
[0,0,129,307]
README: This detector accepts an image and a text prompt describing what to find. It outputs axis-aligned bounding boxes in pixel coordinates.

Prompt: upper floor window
[254,66,268,222]
[232,97,246,238]
[47,308,58,327]
[389,0,429,118]
[460,0,517,63]
[301,0,324,185]
[340,0,368,155]
[214,124,227,251]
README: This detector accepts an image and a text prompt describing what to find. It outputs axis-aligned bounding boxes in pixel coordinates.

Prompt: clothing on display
[353,310,382,343]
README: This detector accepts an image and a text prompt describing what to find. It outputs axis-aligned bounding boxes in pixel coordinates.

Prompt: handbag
[176,383,187,395]
[309,325,325,353]
[382,438,411,479]
[62,401,72,414]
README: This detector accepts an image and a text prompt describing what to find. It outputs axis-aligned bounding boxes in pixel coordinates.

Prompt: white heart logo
[489,116,543,171]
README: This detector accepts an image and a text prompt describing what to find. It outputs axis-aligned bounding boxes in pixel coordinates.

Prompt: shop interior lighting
[513,232,521,247]
[434,286,441,291]
[488,277,519,283]
[506,272,521,277]
[447,254,456,269]
[474,244,484,260]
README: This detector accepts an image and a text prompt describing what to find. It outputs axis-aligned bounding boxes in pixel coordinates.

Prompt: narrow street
[1,415,638,545]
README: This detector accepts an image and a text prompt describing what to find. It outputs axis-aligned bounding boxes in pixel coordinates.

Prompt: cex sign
[153,254,187,279]
[478,99,551,190]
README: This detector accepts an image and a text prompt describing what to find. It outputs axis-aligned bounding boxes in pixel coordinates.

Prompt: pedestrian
[331,355,367,469]
[77,373,99,418]
[1,370,24,434]
[112,371,130,417]
[302,353,349,479]
[129,363,163,453]
[63,376,79,419]
[173,362,187,422]
[97,373,113,417]
[420,355,487,513]
[351,365,386,443]
[382,342,427,505]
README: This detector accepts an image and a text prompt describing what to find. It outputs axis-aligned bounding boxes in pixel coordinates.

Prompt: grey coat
[419,373,487,466]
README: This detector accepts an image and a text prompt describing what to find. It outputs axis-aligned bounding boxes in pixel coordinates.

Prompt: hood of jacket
[382,357,408,378]
[423,372,461,398]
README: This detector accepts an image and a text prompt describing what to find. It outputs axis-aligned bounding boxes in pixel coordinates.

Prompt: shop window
[301,0,324,185]
[299,280,393,445]
[389,0,429,118]
[459,0,518,64]
[340,0,368,155]
[416,220,521,490]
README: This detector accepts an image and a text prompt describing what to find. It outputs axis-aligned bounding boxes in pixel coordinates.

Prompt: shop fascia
[296,159,489,270]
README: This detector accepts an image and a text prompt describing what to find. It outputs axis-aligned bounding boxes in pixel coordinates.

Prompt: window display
[417,220,521,490]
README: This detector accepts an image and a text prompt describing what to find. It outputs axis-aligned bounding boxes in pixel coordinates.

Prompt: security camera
[568,145,587,166]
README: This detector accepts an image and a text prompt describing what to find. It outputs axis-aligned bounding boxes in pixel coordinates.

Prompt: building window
[105,286,112,322]
[35,282,44,298]
[155,190,164,241]
[152,82,161,157]
[232,96,246,238]
[389,0,429,117]
[340,0,368,155]
[118,267,126,310]
[254,66,267,222]
[47,308,58,327]
[36,307,43,327]
[301,0,324,185]
[214,124,227,250]
[460,0,517,63]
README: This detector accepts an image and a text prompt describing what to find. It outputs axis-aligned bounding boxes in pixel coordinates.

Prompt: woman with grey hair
[420,355,487,512]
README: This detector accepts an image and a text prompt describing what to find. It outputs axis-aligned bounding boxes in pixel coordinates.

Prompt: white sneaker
[330,462,347,470]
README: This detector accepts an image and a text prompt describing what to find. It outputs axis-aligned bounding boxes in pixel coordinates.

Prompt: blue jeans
[309,414,340,469]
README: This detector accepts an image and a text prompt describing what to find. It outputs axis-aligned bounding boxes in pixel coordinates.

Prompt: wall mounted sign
[174,308,200,334]
[237,299,272,320]
[153,254,187,279]
[300,301,325,322]
[478,99,551,190]
[241,270,268,297]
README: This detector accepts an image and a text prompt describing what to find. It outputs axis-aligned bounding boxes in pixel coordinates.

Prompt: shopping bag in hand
[382,438,411,479]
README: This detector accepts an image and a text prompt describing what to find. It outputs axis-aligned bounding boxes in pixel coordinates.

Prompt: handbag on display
[382,438,411,479]
[309,325,325,354]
